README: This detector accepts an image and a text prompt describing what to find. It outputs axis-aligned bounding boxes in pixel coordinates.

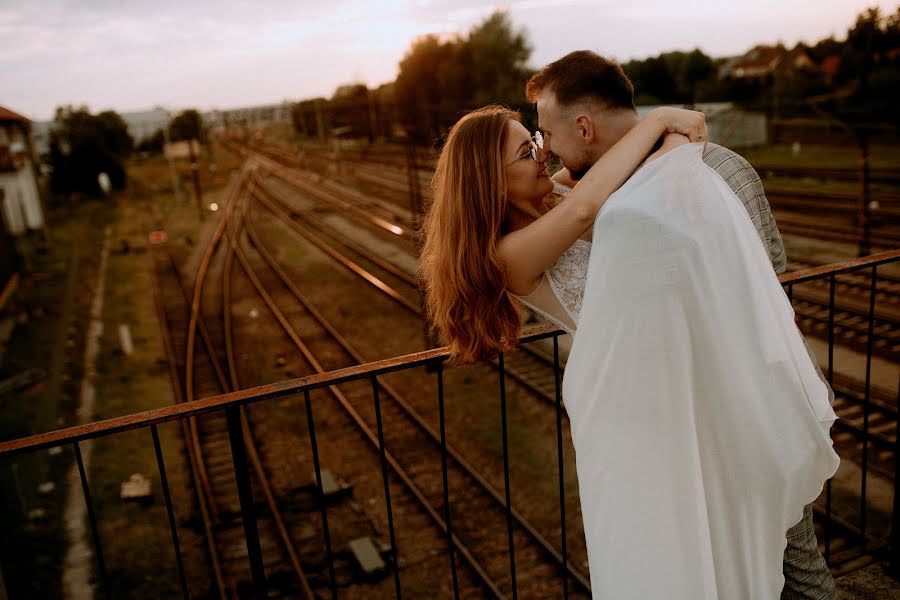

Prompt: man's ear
[574,114,595,144]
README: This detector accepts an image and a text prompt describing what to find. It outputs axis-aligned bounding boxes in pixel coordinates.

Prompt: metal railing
[2,250,900,598]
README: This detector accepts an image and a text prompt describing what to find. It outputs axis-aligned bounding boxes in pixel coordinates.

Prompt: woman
[419,105,705,362]
[418,106,839,598]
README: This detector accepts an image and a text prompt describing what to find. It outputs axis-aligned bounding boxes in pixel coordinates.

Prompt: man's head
[526,50,639,180]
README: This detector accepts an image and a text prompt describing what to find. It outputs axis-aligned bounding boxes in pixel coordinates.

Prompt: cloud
[1,0,894,120]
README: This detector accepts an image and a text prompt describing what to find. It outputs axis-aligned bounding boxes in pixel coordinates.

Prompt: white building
[0,106,45,236]
[204,101,293,132]
[637,102,767,148]
[120,107,171,144]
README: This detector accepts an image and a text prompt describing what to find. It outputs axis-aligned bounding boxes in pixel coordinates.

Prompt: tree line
[41,5,899,198]
[296,6,900,143]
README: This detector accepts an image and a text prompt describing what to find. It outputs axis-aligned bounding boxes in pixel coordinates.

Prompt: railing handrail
[0,325,562,457]
[4,247,900,458]
[778,248,900,285]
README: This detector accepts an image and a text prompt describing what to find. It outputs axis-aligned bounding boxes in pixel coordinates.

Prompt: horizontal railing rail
[0,327,559,458]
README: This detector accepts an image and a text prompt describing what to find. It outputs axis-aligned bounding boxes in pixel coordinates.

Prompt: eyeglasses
[507,130,545,165]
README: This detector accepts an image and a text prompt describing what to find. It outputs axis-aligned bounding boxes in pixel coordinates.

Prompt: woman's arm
[500,108,706,295]
[551,167,578,188]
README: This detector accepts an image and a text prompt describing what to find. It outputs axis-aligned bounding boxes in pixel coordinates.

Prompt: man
[526,50,836,600]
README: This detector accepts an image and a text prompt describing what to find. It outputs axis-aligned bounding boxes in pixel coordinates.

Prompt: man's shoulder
[701,143,757,178]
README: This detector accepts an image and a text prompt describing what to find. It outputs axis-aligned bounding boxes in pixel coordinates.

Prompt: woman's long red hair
[419,106,523,363]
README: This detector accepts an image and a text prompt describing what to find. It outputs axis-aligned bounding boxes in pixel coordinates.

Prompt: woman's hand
[648,107,708,144]
[541,191,566,213]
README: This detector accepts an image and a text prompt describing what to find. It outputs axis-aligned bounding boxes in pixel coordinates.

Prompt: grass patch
[741,143,900,170]
[0,200,112,599]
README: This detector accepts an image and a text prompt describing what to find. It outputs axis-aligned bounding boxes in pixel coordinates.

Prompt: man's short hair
[526,50,636,112]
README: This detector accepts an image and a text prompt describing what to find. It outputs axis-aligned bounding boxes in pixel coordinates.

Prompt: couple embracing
[419,51,839,599]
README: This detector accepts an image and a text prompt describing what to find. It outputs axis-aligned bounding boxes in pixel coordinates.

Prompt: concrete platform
[836,562,900,599]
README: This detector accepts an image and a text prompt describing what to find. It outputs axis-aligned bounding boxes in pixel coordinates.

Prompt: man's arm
[704,144,833,404]
[702,144,787,274]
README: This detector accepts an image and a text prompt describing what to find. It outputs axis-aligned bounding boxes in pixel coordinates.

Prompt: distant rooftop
[0,106,31,124]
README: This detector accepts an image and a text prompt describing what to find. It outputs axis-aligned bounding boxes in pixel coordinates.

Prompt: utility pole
[367,90,379,142]
[189,139,204,222]
[404,101,437,354]
[162,116,182,204]
[857,20,874,257]
[315,100,327,143]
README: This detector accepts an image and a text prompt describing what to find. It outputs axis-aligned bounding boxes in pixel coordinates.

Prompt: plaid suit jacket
[703,143,834,406]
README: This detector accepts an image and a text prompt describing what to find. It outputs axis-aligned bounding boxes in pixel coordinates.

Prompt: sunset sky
[2,0,897,121]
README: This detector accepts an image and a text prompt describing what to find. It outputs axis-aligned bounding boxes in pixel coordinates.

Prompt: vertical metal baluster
[498,352,518,599]
[435,361,460,599]
[892,369,900,574]
[151,425,189,600]
[552,336,570,598]
[825,274,836,564]
[860,265,877,549]
[305,390,337,599]
[372,377,402,598]
[225,407,267,600]
[73,441,110,599]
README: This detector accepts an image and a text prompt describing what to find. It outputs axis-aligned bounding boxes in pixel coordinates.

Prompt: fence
[1,251,899,598]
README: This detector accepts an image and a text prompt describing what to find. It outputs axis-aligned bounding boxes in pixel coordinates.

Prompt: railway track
[244,145,900,470]
[149,161,589,596]
[249,171,566,408]
[245,141,900,395]
[238,177,593,597]
[229,141,898,574]
[152,173,317,599]
[234,141,420,213]
[775,212,900,248]
[756,164,900,185]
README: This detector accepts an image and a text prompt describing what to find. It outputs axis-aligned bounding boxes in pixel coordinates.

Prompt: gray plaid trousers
[704,144,837,599]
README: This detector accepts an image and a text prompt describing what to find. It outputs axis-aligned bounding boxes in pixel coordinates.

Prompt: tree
[629,55,678,104]
[394,11,533,141]
[827,7,900,127]
[395,33,457,131]
[330,83,375,139]
[453,12,532,108]
[808,36,843,62]
[168,109,204,142]
[680,49,716,105]
[48,106,133,198]
[136,129,165,155]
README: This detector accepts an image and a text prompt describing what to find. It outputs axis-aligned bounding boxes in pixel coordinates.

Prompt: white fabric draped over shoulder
[562,143,839,599]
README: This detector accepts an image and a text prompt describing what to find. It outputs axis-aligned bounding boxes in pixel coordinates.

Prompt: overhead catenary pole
[188,138,204,222]
[857,21,874,257]
[162,115,182,204]
[315,99,327,143]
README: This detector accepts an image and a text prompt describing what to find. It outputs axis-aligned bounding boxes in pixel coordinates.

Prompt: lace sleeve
[546,239,591,326]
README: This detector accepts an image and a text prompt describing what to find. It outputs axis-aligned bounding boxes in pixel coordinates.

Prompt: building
[728,44,815,79]
[204,102,293,133]
[637,102,767,148]
[120,107,171,144]
[0,106,45,298]
[0,106,45,237]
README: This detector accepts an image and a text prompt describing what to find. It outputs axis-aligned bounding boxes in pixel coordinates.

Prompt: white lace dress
[512,185,591,334]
